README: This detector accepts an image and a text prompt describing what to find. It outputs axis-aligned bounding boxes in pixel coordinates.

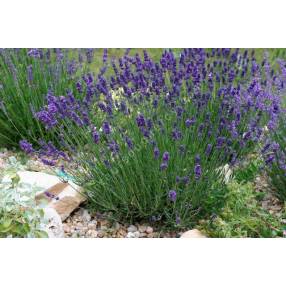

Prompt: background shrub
[0,48,95,147]
[263,112,286,200]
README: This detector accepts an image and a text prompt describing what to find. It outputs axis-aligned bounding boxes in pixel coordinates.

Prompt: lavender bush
[0,48,95,147]
[263,112,286,200]
[22,49,282,228]
[260,58,286,201]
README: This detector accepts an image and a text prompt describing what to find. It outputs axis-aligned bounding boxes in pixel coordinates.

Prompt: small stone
[87,221,97,230]
[138,225,147,233]
[80,209,91,222]
[100,219,110,227]
[139,232,147,238]
[127,225,137,233]
[86,230,98,238]
[113,222,121,230]
[146,226,153,234]
[117,229,127,237]
[133,231,140,238]
[63,224,71,233]
[180,229,206,238]
[97,230,105,238]
[126,232,136,238]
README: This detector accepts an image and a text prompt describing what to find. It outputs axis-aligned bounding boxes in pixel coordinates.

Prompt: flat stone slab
[36,182,86,221]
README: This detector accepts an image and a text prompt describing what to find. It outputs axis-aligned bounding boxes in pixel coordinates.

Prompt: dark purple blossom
[125,137,133,149]
[136,114,146,127]
[194,164,202,179]
[168,190,177,202]
[172,128,182,141]
[20,140,34,154]
[162,151,170,162]
[92,128,100,144]
[154,147,160,159]
[85,49,94,63]
[160,162,168,171]
[27,49,42,58]
[102,121,111,135]
[206,144,212,156]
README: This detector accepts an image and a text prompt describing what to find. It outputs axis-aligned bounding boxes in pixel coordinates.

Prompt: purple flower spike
[194,164,202,180]
[102,121,111,135]
[168,190,177,202]
[136,114,146,127]
[154,147,160,159]
[162,151,170,162]
[206,144,212,156]
[195,154,201,164]
[160,162,168,171]
[92,128,100,144]
[20,140,34,154]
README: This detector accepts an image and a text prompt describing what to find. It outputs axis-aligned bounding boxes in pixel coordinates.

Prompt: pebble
[97,230,105,238]
[138,225,147,233]
[113,222,121,230]
[133,231,140,238]
[86,230,98,238]
[63,225,71,233]
[146,226,153,234]
[80,209,91,222]
[127,225,137,233]
[87,221,97,230]
[126,232,136,238]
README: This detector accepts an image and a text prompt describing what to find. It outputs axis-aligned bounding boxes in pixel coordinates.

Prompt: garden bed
[0,48,285,238]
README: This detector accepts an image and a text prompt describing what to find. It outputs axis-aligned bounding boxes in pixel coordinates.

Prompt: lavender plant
[0,48,94,147]
[260,57,286,201]
[262,112,286,200]
[22,49,281,228]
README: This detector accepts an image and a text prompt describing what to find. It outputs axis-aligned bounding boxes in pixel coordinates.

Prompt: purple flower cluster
[20,139,34,154]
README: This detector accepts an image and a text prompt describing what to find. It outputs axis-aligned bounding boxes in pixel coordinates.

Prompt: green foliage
[234,155,263,184]
[0,49,84,147]
[264,113,286,201]
[0,157,48,238]
[0,48,168,148]
[199,181,285,237]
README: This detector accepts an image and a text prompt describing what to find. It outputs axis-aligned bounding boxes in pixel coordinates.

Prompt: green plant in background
[263,112,286,201]
[0,48,89,147]
[0,48,169,149]
[199,181,285,238]
[0,157,48,238]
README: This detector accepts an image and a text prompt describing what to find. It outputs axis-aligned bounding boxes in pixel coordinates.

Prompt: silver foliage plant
[0,157,48,238]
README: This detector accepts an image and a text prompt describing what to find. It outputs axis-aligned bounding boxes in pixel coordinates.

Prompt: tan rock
[138,225,147,233]
[35,180,86,221]
[48,184,86,221]
[146,226,153,234]
[180,229,206,238]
